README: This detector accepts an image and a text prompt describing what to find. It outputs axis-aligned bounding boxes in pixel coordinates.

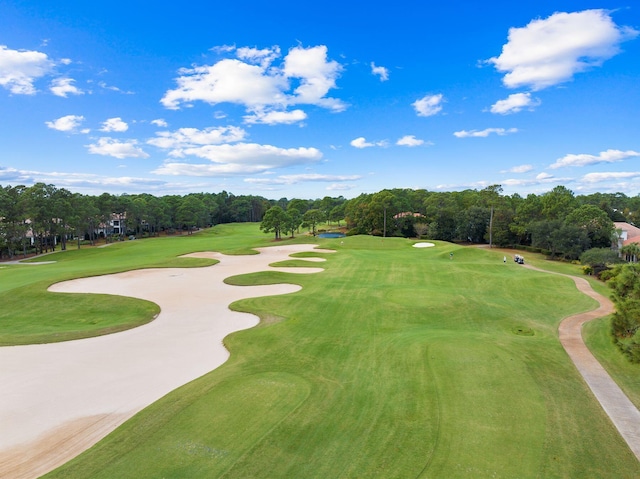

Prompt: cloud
[549,149,640,169]
[412,94,444,117]
[236,45,281,68]
[283,45,345,111]
[98,81,134,94]
[45,115,86,133]
[350,137,388,149]
[100,117,129,132]
[0,166,217,195]
[161,44,346,119]
[327,183,356,191]
[488,9,639,90]
[0,45,54,94]
[501,164,534,173]
[151,119,168,128]
[536,172,554,180]
[152,143,322,176]
[453,127,518,138]
[396,135,425,147]
[581,171,640,183]
[371,62,389,81]
[244,173,362,185]
[50,77,84,97]
[87,137,149,159]
[0,166,31,183]
[243,108,307,125]
[490,92,540,114]
[147,126,247,151]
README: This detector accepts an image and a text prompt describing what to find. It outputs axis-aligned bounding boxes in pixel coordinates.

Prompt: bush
[599,269,617,282]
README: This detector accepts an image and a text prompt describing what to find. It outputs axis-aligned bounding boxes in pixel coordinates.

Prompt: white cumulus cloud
[412,94,444,117]
[550,149,640,169]
[453,127,518,138]
[151,119,168,128]
[350,137,388,149]
[161,44,345,122]
[100,117,129,132]
[147,126,247,151]
[371,62,389,81]
[45,115,86,133]
[490,92,540,114]
[243,108,307,125]
[488,9,639,90]
[87,137,149,159]
[0,45,54,94]
[396,135,425,147]
[50,77,84,97]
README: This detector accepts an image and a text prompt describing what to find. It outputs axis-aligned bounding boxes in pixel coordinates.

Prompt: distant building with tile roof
[614,222,640,248]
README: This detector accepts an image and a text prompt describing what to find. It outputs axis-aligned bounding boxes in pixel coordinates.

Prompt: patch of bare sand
[0,244,333,478]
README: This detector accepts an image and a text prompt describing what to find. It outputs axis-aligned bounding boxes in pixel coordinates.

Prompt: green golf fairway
[3,225,637,477]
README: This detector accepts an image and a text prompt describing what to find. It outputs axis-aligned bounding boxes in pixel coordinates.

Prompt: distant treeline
[0,182,348,258]
[341,185,638,260]
[2,182,639,260]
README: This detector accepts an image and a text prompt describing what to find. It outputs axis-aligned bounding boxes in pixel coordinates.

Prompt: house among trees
[614,222,640,262]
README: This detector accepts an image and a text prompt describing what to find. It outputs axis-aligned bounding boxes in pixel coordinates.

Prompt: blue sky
[1,1,639,199]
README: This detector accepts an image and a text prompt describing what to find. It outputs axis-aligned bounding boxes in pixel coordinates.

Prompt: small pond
[318,232,346,238]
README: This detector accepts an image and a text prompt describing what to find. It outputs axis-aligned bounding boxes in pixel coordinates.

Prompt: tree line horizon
[1,182,639,261]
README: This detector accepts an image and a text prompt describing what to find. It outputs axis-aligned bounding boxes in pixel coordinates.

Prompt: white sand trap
[413,242,435,248]
[0,244,333,479]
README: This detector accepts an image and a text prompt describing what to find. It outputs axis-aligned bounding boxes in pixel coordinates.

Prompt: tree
[260,206,287,239]
[302,209,324,236]
[458,206,489,243]
[176,195,206,234]
[580,247,621,276]
[621,243,640,263]
[607,264,640,362]
[285,208,302,238]
[0,185,29,258]
[510,193,542,245]
[540,185,577,220]
[52,187,74,250]
[565,204,614,248]
[25,183,58,254]
[67,194,98,248]
[329,203,345,226]
[319,196,335,223]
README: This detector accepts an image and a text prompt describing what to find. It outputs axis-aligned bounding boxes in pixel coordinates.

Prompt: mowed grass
[0,223,312,345]
[41,233,640,478]
[583,318,640,410]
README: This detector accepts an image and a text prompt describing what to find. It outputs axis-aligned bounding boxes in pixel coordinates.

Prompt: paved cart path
[0,244,333,479]
[525,264,640,462]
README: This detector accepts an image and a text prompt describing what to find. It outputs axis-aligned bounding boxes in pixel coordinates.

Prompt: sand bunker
[413,242,435,248]
[0,244,333,479]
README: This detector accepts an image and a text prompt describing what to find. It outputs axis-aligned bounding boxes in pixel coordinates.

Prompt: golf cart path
[525,264,640,461]
[0,244,333,479]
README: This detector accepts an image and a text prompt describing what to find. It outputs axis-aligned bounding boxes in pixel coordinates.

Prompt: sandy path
[0,244,333,479]
[525,264,640,461]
